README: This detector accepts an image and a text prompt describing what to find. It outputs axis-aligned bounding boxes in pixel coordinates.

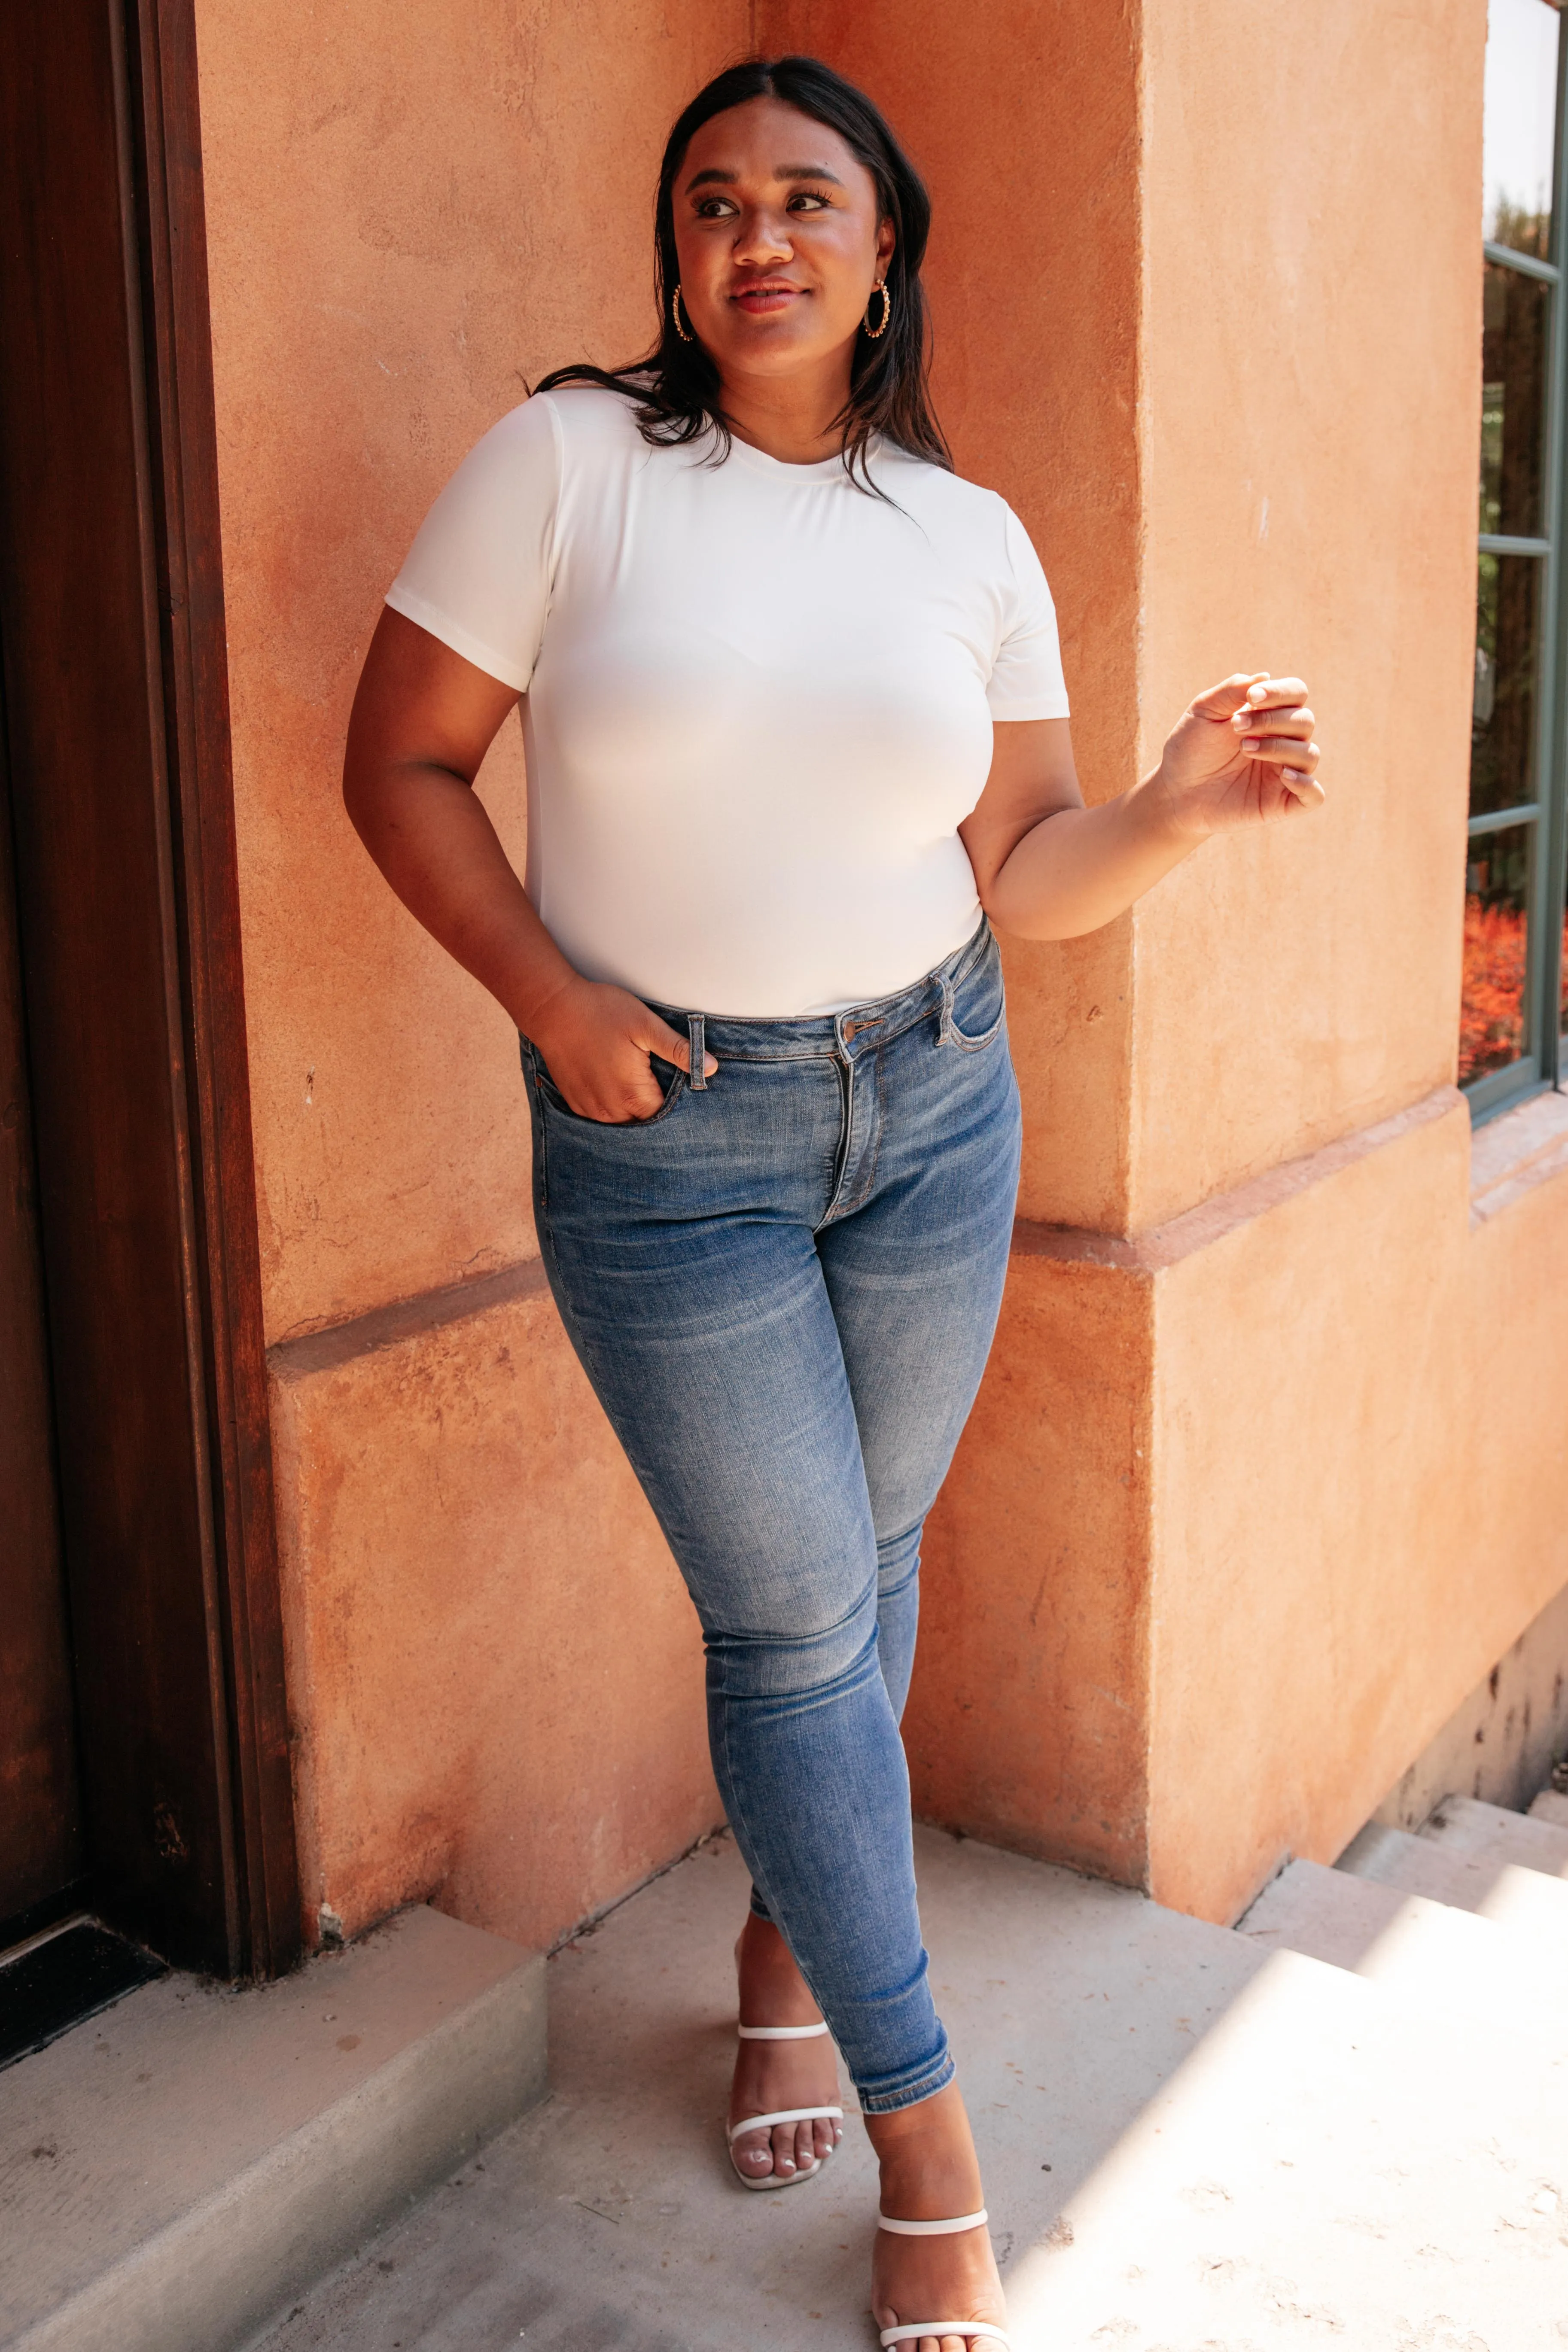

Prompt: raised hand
[1154,672,1324,840]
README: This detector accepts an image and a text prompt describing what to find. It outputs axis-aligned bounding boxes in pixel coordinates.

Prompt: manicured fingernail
[1242,736,1261,750]
[1248,682,1268,700]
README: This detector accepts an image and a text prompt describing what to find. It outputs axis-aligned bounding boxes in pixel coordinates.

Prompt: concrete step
[241,1829,1568,2352]
[1238,1856,1568,2042]
[1416,1790,1568,1877]
[1336,1816,1568,1953]
[0,1905,546,2352]
[1530,1786,1568,1831]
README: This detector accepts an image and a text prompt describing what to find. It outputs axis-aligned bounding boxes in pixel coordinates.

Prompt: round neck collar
[721,432,874,483]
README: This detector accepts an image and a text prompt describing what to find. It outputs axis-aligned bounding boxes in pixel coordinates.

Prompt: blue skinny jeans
[523,922,1021,2113]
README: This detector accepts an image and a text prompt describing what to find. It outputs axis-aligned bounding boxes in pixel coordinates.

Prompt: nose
[731,204,794,269]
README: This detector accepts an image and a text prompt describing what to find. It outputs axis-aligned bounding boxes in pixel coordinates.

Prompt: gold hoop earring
[672,285,695,344]
[863,283,892,340]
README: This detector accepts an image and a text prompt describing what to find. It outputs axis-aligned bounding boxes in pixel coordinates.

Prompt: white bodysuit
[387,385,1069,1017]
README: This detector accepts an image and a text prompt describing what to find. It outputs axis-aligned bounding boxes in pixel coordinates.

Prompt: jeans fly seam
[818,1051,856,1226]
[822,1036,892,1225]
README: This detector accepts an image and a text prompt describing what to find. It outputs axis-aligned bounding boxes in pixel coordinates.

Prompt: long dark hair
[534,55,950,488]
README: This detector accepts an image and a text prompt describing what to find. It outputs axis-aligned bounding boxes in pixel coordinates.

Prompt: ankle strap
[737,2020,831,2040]
[877,2209,989,2237]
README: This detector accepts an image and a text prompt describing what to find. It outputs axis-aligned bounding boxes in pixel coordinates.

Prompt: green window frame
[1466,0,1568,1120]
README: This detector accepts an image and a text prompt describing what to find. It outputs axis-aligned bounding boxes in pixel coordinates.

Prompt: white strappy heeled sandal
[726,2019,845,2191]
[874,2207,1012,2347]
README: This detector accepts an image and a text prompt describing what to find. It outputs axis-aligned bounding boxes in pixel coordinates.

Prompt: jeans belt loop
[937,974,957,1049]
[688,1011,707,1089]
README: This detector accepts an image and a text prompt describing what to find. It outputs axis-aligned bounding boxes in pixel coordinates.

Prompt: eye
[787,190,833,212]
[694,195,738,219]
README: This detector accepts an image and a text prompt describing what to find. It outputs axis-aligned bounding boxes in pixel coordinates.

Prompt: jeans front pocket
[526,1042,688,1129]
[938,939,1005,1052]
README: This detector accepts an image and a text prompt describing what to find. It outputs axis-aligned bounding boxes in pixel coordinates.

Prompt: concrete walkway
[244,1825,1568,2351]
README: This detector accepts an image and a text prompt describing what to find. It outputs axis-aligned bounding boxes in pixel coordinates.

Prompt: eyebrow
[684,164,846,191]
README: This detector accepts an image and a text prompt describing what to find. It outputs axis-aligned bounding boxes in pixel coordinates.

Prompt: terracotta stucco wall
[200,0,756,1341]
[266,1274,715,1944]
[198,0,1568,1952]
[1130,0,1481,1226]
[197,0,752,1947]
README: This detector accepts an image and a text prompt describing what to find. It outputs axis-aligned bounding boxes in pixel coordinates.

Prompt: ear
[875,217,896,277]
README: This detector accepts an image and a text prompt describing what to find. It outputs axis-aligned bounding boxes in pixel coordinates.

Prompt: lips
[731,283,804,314]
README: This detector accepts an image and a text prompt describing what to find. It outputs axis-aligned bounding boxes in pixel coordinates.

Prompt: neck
[716,354,857,466]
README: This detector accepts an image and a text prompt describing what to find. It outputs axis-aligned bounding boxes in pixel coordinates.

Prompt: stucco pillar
[767,0,1516,1924]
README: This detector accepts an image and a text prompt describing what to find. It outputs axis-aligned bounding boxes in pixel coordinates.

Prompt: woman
[344,55,1321,2352]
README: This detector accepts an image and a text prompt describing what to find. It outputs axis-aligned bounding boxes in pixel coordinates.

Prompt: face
[670,97,895,386]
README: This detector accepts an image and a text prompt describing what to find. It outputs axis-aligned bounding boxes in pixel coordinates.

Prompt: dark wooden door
[0,704,83,1936]
[0,0,298,1979]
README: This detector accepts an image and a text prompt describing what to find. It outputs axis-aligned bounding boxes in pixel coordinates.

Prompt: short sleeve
[986,506,1071,720]
[384,396,561,693]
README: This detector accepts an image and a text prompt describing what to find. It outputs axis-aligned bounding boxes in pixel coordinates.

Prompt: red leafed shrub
[1459,896,1527,1082]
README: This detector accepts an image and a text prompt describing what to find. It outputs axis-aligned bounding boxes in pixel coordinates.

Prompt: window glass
[1481,260,1550,536]
[1461,823,1535,1082]
[1484,0,1560,257]
[1471,551,1542,813]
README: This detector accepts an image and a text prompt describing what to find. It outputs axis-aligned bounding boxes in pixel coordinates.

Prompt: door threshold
[0,1917,166,2071]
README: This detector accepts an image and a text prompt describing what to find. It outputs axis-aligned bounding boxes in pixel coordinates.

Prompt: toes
[732,2130,772,2177]
[770,2123,798,2176]
[794,2120,818,2172]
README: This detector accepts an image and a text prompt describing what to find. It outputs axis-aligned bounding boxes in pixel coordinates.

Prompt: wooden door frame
[0,0,298,1980]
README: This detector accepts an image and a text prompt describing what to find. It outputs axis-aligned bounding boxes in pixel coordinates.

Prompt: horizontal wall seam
[1470,1086,1568,1224]
[269,1084,1477,1375]
[1014,1084,1464,1273]
[267,1259,548,1381]
[1471,1128,1568,1227]
[268,1086,1471,1378]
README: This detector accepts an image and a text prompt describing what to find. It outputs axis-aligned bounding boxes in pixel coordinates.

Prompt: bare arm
[961,675,1324,942]
[343,608,712,1120]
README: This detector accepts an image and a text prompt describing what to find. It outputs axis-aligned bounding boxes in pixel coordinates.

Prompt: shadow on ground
[242,1826,1568,2351]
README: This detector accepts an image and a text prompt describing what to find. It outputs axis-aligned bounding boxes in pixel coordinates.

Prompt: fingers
[636,1007,719,1080]
[640,1009,692,1069]
[1232,687,1320,800]
[1192,671,1311,725]
[1235,674,1309,711]
[1237,734,1316,764]
[1233,696,1313,744]
[530,979,720,1121]
[1190,669,1270,720]
[1253,764,1325,817]
[1238,739,1318,775]
[1234,699,1312,738]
